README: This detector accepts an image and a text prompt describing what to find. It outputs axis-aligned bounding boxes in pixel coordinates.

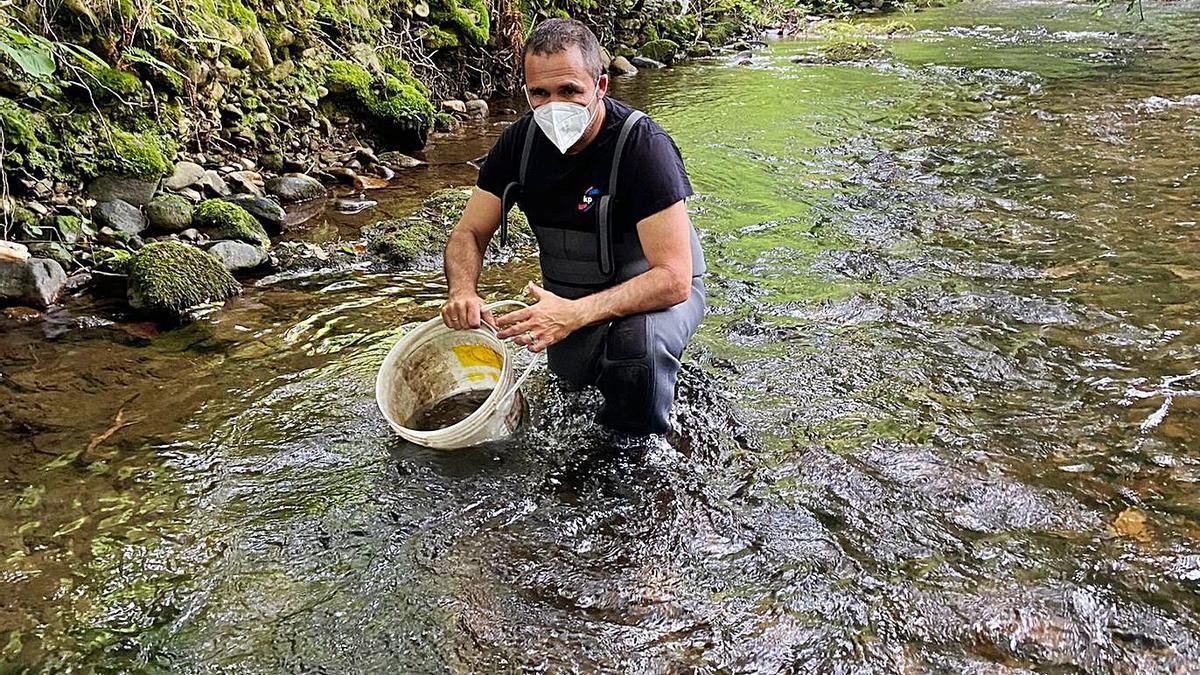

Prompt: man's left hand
[496,282,584,353]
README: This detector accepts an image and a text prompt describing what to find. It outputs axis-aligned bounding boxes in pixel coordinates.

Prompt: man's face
[523,46,607,110]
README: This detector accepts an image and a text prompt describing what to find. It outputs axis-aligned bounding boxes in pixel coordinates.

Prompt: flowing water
[3,0,1200,671]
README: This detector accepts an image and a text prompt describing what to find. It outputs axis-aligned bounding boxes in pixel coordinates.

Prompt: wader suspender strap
[597,109,646,277]
[499,118,537,248]
[499,108,647,273]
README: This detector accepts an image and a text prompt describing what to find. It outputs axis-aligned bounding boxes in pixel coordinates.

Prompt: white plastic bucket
[375,301,540,449]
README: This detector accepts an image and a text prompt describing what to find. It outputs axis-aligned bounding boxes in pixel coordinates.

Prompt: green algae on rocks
[366,186,530,265]
[193,200,270,247]
[126,241,241,314]
[324,60,434,151]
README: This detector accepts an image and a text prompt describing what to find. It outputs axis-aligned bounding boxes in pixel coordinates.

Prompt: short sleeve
[618,124,694,226]
[476,121,522,199]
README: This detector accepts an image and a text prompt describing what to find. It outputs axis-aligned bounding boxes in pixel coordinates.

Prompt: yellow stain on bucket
[453,345,502,370]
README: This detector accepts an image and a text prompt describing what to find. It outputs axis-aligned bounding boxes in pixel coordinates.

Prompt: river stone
[53,215,88,244]
[377,151,424,169]
[226,170,264,196]
[92,199,147,235]
[600,47,614,71]
[145,194,194,232]
[207,240,268,273]
[200,170,231,197]
[164,161,206,191]
[610,56,638,76]
[127,241,241,315]
[223,194,286,232]
[88,174,160,207]
[327,167,357,184]
[178,187,204,203]
[265,174,326,203]
[465,99,489,119]
[260,152,285,172]
[639,39,679,65]
[0,258,67,307]
[441,99,467,115]
[355,146,379,165]
[629,55,666,69]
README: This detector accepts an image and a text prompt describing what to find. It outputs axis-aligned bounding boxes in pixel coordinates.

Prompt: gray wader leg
[546,277,706,435]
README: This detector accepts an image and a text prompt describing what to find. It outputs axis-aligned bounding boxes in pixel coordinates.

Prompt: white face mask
[527,80,601,154]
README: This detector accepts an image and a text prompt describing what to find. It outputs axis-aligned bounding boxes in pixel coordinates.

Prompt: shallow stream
[3,1,1200,671]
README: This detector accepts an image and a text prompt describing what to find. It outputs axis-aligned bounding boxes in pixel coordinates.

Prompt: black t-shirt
[477,97,693,241]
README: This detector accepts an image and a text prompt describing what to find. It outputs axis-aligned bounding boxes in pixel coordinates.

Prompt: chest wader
[495,109,707,436]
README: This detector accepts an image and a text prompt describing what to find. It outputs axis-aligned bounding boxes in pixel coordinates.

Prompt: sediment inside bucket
[406,389,495,431]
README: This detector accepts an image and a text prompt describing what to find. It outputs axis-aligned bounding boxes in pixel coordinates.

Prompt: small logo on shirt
[578,186,602,212]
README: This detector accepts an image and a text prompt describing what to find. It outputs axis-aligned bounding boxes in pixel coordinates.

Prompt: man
[440,18,706,437]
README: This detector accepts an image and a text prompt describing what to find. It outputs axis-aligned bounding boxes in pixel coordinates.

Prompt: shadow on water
[4,0,1200,671]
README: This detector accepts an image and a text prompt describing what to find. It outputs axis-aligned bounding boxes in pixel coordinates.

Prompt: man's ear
[597,72,609,98]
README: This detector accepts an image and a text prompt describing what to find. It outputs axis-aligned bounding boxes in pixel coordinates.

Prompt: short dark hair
[524,18,603,79]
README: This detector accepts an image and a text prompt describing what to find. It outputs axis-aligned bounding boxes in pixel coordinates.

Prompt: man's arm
[496,199,694,351]
[442,188,502,329]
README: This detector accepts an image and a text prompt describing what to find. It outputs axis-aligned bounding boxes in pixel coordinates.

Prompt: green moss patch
[97,128,170,179]
[431,0,489,46]
[640,38,680,65]
[821,38,890,62]
[127,241,241,314]
[324,59,434,146]
[365,186,530,265]
[193,200,270,247]
[93,247,132,274]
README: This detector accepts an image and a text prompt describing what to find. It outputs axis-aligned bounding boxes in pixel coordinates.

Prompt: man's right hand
[441,291,495,330]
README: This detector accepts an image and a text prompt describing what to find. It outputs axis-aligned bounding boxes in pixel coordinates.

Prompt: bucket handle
[481,300,544,405]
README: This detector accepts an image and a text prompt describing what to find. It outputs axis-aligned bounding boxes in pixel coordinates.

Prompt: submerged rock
[0,257,67,307]
[265,174,326,203]
[335,198,377,214]
[193,200,270,247]
[93,199,147,235]
[146,194,195,232]
[127,241,241,315]
[207,240,268,273]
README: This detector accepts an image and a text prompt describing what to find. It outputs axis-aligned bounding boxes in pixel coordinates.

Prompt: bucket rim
[377,316,513,437]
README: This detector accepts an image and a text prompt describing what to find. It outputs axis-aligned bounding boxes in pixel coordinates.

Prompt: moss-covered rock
[431,0,489,46]
[640,39,680,65]
[193,200,270,247]
[0,99,39,152]
[127,241,241,314]
[422,25,460,49]
[821,38,890,62]
[53,215,89,244]
[324,59,433,150]
[365,186,531,265]
[98,129,170,180]
[92,247,132,274]
[79,61,145,102]
[146,194,195,232]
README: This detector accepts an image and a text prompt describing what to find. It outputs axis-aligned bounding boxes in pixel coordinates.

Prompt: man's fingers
[495,308,531,328]
[481,310,497,329]
[496,318,535,340]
